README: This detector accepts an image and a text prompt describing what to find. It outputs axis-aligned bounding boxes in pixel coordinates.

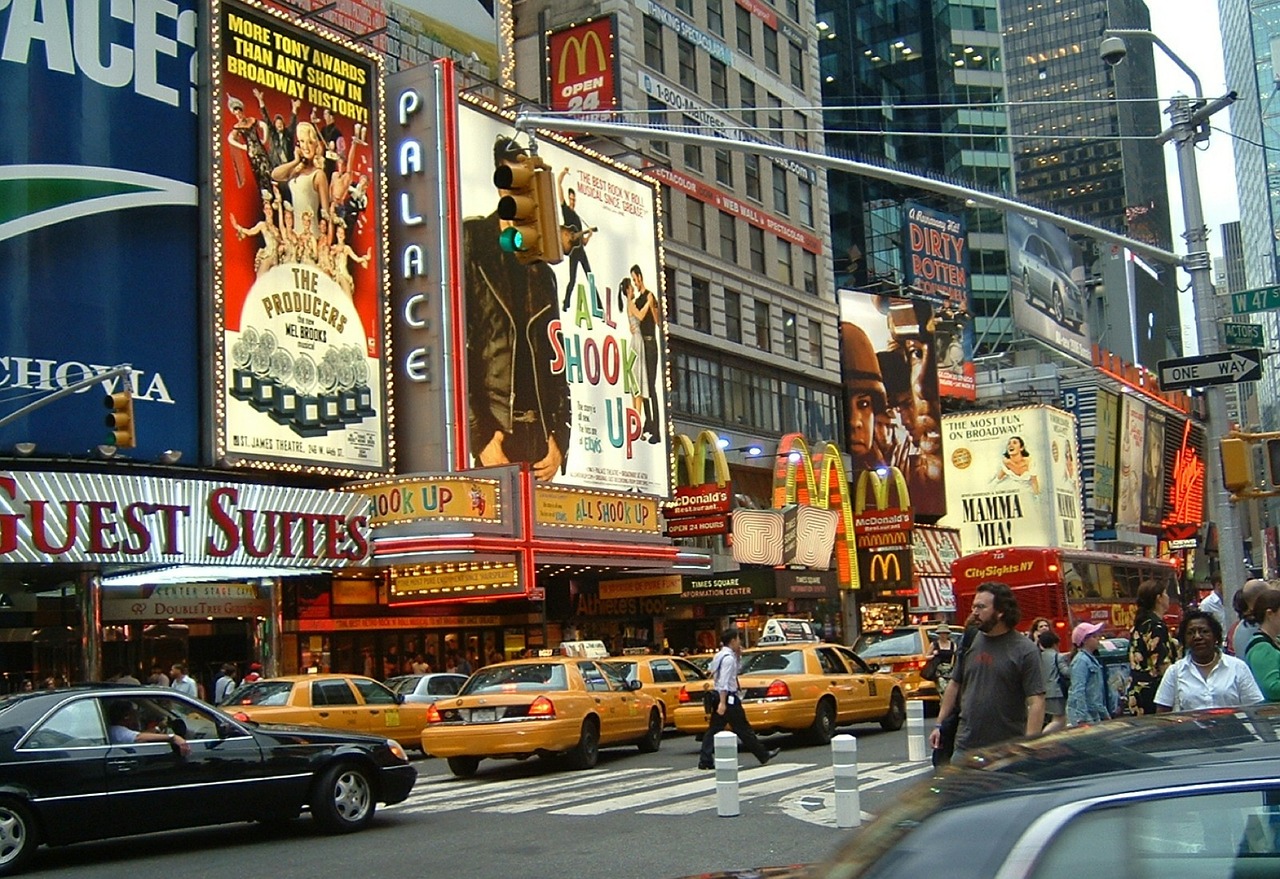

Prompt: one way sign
[1158,349,1264,391]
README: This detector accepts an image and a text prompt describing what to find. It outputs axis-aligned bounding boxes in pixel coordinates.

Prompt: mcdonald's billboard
[546,17,618,115]
[854,468,914,595]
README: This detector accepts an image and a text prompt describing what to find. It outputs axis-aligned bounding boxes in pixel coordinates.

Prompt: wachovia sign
[0,471,369,566]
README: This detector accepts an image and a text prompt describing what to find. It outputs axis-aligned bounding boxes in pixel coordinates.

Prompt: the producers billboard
[210,0,389,475]
[940,406,1084,554]
[1114,394,1146,531]
[902,202,974,400]
[0,0,201,459]
[547,17,618,114]
[456,101,670,496]
[837,289,945,520]
[1007,212,1090,361]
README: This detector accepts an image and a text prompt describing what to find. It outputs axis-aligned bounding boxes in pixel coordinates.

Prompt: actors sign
[210,0,390,475]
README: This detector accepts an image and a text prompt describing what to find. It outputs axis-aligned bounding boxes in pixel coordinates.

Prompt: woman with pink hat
[1066,621,1109,726]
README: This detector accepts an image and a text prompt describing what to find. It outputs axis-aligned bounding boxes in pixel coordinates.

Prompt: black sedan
[0,686,417,875]
[674,706,1280,878]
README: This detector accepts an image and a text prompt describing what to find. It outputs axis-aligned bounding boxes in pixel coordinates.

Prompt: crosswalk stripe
[550,762,806,816]
[643,765,847,815]
[484,769,688,813]
[390,767,662,812]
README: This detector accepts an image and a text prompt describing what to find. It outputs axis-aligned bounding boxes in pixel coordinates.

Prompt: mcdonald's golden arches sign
[546,17,618,114]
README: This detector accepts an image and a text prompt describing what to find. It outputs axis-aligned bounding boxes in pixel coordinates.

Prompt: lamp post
[1101,30,1244,613]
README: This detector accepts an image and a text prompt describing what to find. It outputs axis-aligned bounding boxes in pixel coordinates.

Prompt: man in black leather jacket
[462,136,571,481]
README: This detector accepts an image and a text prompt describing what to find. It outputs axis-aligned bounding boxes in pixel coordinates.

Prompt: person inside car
[106,701,191,756]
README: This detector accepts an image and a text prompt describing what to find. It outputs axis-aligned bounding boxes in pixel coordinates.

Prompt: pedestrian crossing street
[384,760,934,825]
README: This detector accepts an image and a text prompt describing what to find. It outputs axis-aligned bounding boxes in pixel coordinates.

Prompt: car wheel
[637,709,662,753]
[0,798,37,877]
[807,698,836,745]
[566,717,600,770]
[880,691,906,731]
[1052,286,1064,324]
[310,763,375,834]
[447,756,480,778]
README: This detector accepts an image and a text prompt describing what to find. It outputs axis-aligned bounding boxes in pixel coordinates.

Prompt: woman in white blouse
[1155,611,1263,712]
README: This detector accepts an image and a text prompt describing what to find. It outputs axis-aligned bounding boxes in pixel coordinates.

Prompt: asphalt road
[24,720,936,879]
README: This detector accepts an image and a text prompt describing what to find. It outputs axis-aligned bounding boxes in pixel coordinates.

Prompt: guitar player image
[558,166,598,311]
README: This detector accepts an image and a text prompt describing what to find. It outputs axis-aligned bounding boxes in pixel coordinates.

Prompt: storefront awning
[913,576,955,613]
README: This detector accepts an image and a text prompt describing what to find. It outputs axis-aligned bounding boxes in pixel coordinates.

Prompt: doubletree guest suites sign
[0,471,369,565]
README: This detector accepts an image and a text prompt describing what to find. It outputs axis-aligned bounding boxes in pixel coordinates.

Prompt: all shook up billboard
[940,406,1084,555]
[210,0,389,474]
[456,101,670,496]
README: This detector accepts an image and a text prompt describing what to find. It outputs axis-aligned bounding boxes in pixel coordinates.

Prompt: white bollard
[832,734,860,829]
[714,730,740,817]
[906,698,927,762]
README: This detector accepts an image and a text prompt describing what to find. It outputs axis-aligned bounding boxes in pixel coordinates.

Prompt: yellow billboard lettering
[557,31,607,82]
[868,552,902,582]
[674,430,730,487]
[771,433,857,590]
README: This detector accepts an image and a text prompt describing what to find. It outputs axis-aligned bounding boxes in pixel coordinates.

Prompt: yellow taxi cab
[851,625,946,705]
[224,674,432,749]
[600,654,711,726]
[670,642,906,744]
[420,657,663,777]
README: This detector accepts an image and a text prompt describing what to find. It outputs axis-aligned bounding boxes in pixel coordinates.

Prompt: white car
[384,672,468,704]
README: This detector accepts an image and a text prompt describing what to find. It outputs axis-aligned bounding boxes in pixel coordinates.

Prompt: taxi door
[578,661,623,744]
[308,679,363,733]
[350,677,424,745]
[835,645,881,718]
[599,661,648,740]
[815,646,862,723]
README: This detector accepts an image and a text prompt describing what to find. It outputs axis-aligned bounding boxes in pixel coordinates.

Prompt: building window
[748,225,765,272]
[676,0,693,14]
[763,27,779,73]
[735,5,752,54]
[794,124,808,154]
[707,0,724,37]
[692,277,712,333]
[802,249,817,294]
[664,266,678,325]
[660,184,673,238]
[785,0,799,20]
[777,239,793,286]
[782,310,798,359]
[797,178,814,227]
[677,36,697,90]
[788,40,804,89]
[710,58,728,107]
[766,93,783,136]
[744,154,761,200]
[683,115,702,171]
[754,300,771,351]
[725,290,742,343]
[715,147,733,186]
[648,98,668,155]
[674,352,722,419]
[719,211,737,262]
[772,168,789,215]
[687,198,706,249]
[643,16,664,71]
[808,319,823,367]
[739,77,757,127]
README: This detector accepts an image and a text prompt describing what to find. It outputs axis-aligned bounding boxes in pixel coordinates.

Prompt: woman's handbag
[919,655,940,682]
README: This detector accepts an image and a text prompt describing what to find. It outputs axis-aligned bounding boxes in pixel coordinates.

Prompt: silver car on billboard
[1020,232,1086,330]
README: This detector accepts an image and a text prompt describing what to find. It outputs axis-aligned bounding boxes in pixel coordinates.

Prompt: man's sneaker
[697,762,714,770]
[759,747,781,765]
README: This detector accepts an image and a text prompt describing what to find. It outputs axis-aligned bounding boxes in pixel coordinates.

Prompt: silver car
[384,673,468,704]
[1020,232,1086,329]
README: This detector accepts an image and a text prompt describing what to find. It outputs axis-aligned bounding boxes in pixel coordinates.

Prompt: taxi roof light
[527,695,555,718]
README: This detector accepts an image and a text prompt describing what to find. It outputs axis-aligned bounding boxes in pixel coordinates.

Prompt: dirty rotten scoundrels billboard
[902,202,975,401]
[456,103,669,496]
[211,0,389,473]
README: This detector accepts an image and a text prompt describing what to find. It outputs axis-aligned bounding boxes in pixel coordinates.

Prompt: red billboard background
[547,17,618,114]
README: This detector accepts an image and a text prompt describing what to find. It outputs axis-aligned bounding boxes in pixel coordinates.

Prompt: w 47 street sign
[1232,285,1280,315]
[1158,349,1263,391]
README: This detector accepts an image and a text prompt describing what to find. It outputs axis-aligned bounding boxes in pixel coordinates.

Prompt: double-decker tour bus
[950,547,1181,639]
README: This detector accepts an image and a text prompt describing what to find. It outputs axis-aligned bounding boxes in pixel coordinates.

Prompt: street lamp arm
[1104,28,1202,99]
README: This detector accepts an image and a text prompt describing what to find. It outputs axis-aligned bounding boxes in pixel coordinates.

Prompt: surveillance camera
[1099,36,1127,67]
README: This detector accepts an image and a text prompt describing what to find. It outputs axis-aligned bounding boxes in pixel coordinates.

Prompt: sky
[1147,0,1239,353]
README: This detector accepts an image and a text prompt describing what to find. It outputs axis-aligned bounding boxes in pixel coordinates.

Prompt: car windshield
[224,681,293,706]
[601,661,637,679]
[385,676,422,695]
[462,663,567,694]
[739,650,805,675]
[853,629,924,658]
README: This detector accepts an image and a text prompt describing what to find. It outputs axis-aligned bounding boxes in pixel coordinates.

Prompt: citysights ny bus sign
[0,471,370,565]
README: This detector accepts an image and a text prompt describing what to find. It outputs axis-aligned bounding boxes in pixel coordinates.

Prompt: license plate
[470,707,497,723]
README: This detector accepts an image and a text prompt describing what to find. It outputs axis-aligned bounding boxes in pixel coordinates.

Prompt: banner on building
[837,289,945,520]
[0,0,201,460]
[456,100,670,496]
[1114,395,1146,530]
[210,0,390,475]
[1007,213,1091,361]
[940,406,1085,554]
[902,202,975,400]
[546,17,618,114]
[1093,388,1120,532]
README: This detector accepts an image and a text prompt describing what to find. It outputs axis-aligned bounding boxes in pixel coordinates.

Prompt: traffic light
[494,155,564,265]
[1268,438,1280,488]
[1221,437,1253,494]
[104,390,136,448]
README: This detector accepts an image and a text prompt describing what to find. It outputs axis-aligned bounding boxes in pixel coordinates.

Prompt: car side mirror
[628,678,643,691]
[396,693,405,704]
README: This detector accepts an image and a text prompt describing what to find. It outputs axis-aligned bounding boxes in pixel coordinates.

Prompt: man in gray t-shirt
[930,582,1045,761]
